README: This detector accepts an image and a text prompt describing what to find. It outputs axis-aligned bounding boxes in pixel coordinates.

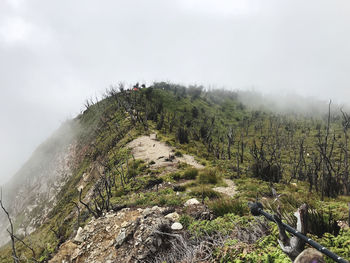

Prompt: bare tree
[0,188,19,263]
[341,108,350,195]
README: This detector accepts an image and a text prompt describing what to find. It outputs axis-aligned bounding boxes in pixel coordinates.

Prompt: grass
[197,168,220,185]
[182,168,199,180]
[190,186,222,200]
[209,198,248,217]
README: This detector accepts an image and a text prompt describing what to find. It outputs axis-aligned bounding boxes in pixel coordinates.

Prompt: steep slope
[0,120,79,247]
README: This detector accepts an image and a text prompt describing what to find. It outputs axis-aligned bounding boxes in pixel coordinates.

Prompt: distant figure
[133,83,139,91]
[141,84,146,88]
[294,248,325,263]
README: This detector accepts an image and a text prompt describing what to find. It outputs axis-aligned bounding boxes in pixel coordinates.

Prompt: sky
[1,0,350,184]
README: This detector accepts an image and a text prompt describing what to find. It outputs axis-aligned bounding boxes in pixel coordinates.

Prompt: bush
[190,186,222,200]
[198,168,219,185]
[149,160,155,165]
[308,209,340,237]
[174,151,183,157]
[209,198,248,217]
[173,185,186,192]
[171,172,182,181]
[179,215,193,228]
[250,160,281,183]
[182,168,199,180]
[177,127,189,144]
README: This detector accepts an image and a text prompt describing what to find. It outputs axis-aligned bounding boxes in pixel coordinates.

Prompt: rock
[152,206,161,212]
[171,222,183,230]
[121,221,129,228]
[142,208,152,216]
[294,248,325,263]
[184,198,200,206]
[165,212,180,221]
[115,230,126,248]
[73,227,84,243]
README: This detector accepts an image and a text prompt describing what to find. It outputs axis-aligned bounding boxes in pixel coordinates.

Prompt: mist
[1,0,350,184]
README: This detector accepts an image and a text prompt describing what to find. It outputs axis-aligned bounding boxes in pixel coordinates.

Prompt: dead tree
[341,108,350,195]
[226,127,235,160]
[316,101,339,199]
[348,202,350,228]
[0,188,19,263]
[79,189,101,219]
[274,204,308,261]
[71,201,81,229]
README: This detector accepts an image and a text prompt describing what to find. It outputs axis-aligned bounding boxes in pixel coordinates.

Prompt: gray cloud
[1,0,350,183]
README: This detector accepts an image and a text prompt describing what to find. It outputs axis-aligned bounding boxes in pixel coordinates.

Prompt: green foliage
[308,209,341,237]
[209,198,248,217]
[173,185,186,192]
[179,215,194,229]
[190,186,222,200]
[182,168,199,180]
[198,168,220,185]
[170,172,182,181]
[174,151,183,157]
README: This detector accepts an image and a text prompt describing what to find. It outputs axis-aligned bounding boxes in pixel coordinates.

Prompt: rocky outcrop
[49,206,189,263]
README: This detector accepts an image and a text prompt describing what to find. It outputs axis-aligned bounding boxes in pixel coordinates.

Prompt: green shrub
[198,168,219,185]
[175,151,183,157]
[171,172,181,181]
[209,198,248,217]
[190,186,222,200]
[173,185,186,192]
[183,168,199,180]
[179,215,193,228]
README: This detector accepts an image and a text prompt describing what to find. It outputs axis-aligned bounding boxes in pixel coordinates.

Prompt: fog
[1,0,350,184]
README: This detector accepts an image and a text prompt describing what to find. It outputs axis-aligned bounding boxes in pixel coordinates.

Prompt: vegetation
[1,82,350,262]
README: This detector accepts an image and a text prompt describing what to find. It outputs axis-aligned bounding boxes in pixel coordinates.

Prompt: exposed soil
[127,134,204,170]
[213,179,237,197]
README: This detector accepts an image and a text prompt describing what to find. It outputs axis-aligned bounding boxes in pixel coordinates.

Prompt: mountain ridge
[0,83,349,262]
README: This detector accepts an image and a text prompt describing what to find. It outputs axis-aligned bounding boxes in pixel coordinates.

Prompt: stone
[115,230,126,248]
[142,208,152,216]
[165,212,180,221]
[121,221,129,228]
[171,222,183,230]
[184,198,200,207]
[151,205,161,211]
[74,227,84,243]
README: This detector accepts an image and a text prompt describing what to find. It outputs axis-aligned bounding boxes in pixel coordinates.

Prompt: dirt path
[127,134,204,170]
[213,179,237,197]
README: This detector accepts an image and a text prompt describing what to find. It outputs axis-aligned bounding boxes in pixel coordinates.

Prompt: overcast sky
[1,0,350,184]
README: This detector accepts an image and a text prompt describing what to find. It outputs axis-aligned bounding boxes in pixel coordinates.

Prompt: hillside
[0,83,349,262]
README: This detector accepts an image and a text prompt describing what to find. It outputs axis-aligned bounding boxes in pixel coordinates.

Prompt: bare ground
[127,134,204,170]
[213,179,237,197]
